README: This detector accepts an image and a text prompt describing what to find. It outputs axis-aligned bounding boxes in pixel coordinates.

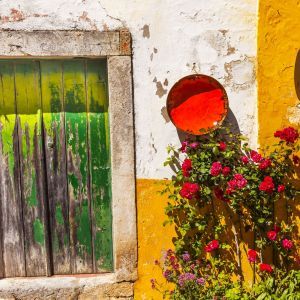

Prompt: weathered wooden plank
[15,61,50,276]
[0,61,26,277]
[86,60,113,272]
[63,60,93,273]
[40,60,71,274]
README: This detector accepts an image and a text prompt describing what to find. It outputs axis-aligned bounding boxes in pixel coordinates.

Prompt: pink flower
[180,182,200,200]
[204,240,219,252]
[241,156,249,164]
[234,174,248,188]
[282,239,293,250]
[248,249,258,263]
[250,150,263,163]
[210,162,223,176]
[274,127,299,143]
[219,142,227,151]
[182,159,192,177]
[259,176,274,194]
[259,263,273,273]
[259,159,271,170]
[277,184,285,193]
[222,166,231,176]
[227,174,248,192]
[189,142,200,149]
[267,230,277,241]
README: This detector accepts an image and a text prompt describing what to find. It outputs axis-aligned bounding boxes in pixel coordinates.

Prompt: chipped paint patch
[161,106,170,123]
[287,105,300,125]
[224,57,255,91]
[155,81,167,98]
[141,24,150,38]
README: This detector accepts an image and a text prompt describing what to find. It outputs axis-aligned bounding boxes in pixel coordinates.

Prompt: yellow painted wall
[257,0,300,144]
[135,179,175,300]
[135,2,300,298]
[257,0,300,266]
[134,180,254,299]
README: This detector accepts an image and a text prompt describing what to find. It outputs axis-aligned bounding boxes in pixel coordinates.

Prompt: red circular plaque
[167,74,228,135]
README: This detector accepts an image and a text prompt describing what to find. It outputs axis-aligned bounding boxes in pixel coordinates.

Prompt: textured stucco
[257,0,300,145]
[0,0,258,179]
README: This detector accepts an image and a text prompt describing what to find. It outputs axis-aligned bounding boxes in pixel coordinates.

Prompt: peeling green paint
[0,59,112,274]
[55,204,64,226]
[33,218,45,246]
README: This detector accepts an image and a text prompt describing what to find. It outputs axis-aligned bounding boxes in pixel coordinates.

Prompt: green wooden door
[0,59,113,277]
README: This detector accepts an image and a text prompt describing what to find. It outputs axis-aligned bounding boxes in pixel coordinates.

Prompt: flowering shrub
[153,125,300,299]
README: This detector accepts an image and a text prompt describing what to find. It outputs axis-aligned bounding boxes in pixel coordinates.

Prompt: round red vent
[167,74,228,135]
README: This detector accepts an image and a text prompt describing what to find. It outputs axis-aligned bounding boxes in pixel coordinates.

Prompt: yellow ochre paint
[257,0,300,145]
[134,179,175,300]
[134,179,255,299]
[257,0,300,262]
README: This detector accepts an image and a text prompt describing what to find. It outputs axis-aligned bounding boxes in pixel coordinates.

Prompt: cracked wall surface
[0,1,259,299]
[0,0,258,179]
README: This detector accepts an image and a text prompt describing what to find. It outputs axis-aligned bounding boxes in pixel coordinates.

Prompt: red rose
[282,239,293,250]
[274,127,299,143]
[267,230,277,241]
[277,184,285,193]
[248,249,258,263]
[204,240,219,252]
[180,182,200,200]
[293,155,300,165]
[180,141,189,153]
[274,225,281,233]
[259,263,273,273]
[214,188,229,202]
[219,142,227,151]
[259,159,271,170]
[259,176,274,194]
[234,174,248,188]
[182,159,192,177]
[250,150,263,163]
[227,174,247,192]
[222,166,231,176]
[210,162,223,176]
[241,156,249,164]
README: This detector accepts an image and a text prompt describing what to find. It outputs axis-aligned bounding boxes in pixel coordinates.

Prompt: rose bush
[152,125,300,299]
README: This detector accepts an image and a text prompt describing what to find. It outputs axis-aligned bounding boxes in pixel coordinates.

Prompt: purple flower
[196,277,205,285]
[163,269,172,281]
[178,273,196,287]
[182,251,190,262]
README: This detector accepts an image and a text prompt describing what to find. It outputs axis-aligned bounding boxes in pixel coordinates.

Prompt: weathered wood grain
[0,59,114,277]
[40,60,71,275]
[86,60,113,272]
[15,61,50,276]
[0,61,26,277]
[64,60,93,273]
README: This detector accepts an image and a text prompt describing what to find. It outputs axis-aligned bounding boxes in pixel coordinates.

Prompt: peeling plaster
[161,106,171,123]
[0,0,258,179]
[141,24,150,38]
[287,106,300,125]
[155,81,167,98]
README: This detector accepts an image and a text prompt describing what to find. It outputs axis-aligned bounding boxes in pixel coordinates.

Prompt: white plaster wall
[0,0,258,179]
